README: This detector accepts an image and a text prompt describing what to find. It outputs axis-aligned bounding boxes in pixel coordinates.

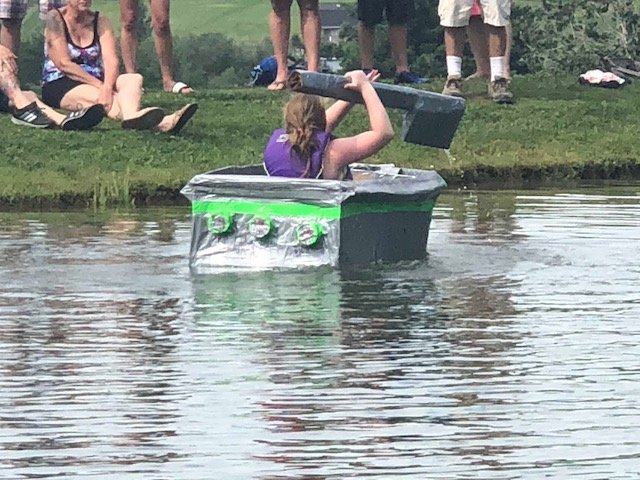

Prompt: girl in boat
[263,70,394,180]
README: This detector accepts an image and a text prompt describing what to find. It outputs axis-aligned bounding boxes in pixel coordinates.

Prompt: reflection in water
[1,188,640,479]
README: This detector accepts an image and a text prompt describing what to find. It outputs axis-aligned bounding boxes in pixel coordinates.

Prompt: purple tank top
[263,128,333,179]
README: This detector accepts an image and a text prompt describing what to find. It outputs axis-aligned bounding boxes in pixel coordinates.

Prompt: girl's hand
[344,70,370,91]
[365,69,381,83]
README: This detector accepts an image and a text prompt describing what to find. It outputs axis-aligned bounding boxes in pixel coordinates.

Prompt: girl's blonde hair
[283,94,327,177]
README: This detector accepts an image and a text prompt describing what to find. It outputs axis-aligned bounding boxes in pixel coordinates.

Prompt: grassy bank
[1,75,640,208]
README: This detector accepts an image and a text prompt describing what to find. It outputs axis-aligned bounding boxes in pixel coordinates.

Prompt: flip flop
[166,103,198,134]
[171,81,193,94]
[121,107,165,130]
[267,80,287,91]
[60,104,105,131]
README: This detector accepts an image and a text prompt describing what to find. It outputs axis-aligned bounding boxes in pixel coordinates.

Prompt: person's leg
[388,23,409,73]
[439,0,471,96]
[357,22,376,70]
[22,90,65,124]
[466,15,490,79]
[297,0,319,72]
[504,22,512,78]
[149,0,189,92]
[356,0,384,70]
[120,0,139,74]
[0,65,30,109]
[269,0,293,89]
[386,0,424,80]
[481,0,513,102]
[59,74,140,121]
[0,18,21,56]
[444,27,466,70]
[59,74,167,128]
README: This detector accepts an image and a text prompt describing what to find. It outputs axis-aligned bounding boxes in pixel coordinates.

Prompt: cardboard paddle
[287,70,466,149]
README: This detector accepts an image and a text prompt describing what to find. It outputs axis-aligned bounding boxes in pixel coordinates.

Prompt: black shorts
[42,76,84,108]
[357,0,414,26]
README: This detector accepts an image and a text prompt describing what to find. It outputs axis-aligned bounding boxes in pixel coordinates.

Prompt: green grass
[2,75,640,207]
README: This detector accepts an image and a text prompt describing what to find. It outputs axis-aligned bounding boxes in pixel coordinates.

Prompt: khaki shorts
[438,0,510,27]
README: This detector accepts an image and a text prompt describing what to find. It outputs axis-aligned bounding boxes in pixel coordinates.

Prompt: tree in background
[513,0,640,74]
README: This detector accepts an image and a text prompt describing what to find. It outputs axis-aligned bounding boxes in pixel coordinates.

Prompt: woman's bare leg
[298,0,319,72]
[60,83,123,119]
[59,74,159,122]
[269,0,293,88]
[119,0,139,74]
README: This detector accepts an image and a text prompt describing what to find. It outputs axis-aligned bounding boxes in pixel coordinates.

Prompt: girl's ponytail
[283,94,327,177]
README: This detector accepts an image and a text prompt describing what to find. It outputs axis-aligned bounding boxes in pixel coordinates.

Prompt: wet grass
[1,75,640,207]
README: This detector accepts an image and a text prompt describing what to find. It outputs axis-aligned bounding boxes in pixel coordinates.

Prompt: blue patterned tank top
[42,9,104,85]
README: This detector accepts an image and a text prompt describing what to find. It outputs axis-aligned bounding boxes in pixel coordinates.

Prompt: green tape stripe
[192,200,341,220]
[192,198,436,219]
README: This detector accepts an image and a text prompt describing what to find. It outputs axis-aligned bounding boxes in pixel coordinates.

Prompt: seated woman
[1,44,103,129]
[263,70,394,180]
[43,0,197,133]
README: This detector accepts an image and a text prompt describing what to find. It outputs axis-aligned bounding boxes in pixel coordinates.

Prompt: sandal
[121,107,165,130]
[165,103,198,134]
[170,81,194,94]
[267,80,287,91]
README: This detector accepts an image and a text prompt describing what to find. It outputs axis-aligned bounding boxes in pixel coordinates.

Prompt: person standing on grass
[439,0,513,103]
[43,0,198,132]
[119,0,193,94]
[357,0,426,84]
[466,0,512,80]
[268,0,320,91]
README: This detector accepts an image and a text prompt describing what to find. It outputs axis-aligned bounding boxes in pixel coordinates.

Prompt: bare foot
[267,80,287,91]
[165,81,194,94]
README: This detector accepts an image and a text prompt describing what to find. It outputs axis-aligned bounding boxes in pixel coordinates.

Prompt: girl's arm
[324,100,353,134]
[44,11,103,88]
[324,70,380,134]
[323,71,394,177]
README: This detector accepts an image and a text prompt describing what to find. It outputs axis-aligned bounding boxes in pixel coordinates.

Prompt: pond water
[1,186,639,479]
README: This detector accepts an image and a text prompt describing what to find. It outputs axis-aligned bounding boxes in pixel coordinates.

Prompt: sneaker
[395,70,427,84]
[10,102,53,129]
[489,77,514,104]
[442,75,464,97]
[60,104,105,131]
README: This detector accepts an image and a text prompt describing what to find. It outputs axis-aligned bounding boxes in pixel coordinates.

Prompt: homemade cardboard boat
[181,164,447,270]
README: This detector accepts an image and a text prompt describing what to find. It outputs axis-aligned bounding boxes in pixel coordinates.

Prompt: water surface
[1,187,639,479]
